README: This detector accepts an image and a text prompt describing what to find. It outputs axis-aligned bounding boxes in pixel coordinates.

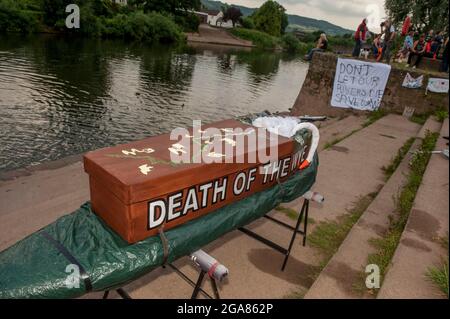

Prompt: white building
[206,11,235,29]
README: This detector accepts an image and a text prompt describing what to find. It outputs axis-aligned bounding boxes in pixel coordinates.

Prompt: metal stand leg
[191,270,221,300]
[281,199,307,271]
[302,200,309,247]
[102,288,132,299]
[210,278,221,299]
[168,263,219,299]
[116,288,132,299]
[239,198,310,271]
[191,270,206,299]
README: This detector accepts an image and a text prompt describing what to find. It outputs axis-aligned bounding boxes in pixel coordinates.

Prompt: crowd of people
[302,16,449,74]
[350,16,449,73]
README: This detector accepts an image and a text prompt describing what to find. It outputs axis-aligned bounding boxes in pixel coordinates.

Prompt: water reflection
[0,35,308,171]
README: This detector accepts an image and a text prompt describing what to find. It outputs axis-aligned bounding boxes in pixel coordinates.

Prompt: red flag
[402,16,411,36]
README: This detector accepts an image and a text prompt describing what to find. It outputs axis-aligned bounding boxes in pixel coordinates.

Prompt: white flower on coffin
[207,152,226,158]
[220,128,233,133]
[168,143,187,155]
[139,164,153,175]
[122,148,154,156]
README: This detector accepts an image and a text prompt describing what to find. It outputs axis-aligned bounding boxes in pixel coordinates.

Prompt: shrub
[0,0,39,33]
[103,11,183,44]
[281,33,301,52]
[230,27,280,49]
[240,16,255,29]
[173,12,200,32]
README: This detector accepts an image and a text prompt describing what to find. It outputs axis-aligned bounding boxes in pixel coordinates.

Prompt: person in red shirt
[352,18,368,57]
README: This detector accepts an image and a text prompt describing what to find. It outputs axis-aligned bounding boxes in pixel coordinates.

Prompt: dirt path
[186,24,254,48]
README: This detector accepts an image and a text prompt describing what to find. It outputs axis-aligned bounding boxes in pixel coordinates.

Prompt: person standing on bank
[380,19,396,63]
[352,18,369,57]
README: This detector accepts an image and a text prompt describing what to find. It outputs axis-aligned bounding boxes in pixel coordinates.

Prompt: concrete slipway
[0,114,436,298]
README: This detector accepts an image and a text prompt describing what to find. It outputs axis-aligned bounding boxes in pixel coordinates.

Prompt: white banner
[331,58,391,111]
[426,78,449,94]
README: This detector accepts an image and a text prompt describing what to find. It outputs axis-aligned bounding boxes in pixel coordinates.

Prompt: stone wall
[291,52,449,117]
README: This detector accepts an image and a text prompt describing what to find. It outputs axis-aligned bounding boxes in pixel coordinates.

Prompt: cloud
[230,0,386,29]
[277,0,374,17]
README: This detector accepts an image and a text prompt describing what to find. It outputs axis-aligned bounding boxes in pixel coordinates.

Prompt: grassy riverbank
[230,27,352,54]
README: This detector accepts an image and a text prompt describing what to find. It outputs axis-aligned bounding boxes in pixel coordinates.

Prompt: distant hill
[200,0,353,36]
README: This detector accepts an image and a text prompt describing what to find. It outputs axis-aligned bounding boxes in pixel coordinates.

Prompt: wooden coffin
[84,119,309,243]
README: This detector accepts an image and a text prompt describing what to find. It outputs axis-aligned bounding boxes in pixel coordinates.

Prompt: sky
[228,0,388,30]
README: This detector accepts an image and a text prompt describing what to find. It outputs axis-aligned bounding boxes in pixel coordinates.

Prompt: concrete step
[304,117,440,299]
[316,115,366,151]
[285,114,421,223]
[417,117,442,139]
[378,118,449,299]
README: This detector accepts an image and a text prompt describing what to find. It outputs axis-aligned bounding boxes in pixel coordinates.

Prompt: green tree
[385,0,449,32]
[0,0,39,33]
[223,6,242,27]
[251,0,287,37]
[42,0,72,26]
[280,9,288,35]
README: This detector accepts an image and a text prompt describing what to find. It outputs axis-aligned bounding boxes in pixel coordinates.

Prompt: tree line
[0,0,203,44]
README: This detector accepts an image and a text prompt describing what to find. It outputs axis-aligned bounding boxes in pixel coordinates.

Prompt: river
[0,35,308,172]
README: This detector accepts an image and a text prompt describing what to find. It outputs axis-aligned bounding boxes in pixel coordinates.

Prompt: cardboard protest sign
[426,78,449,94]
[402,73,423,89]
[331,58,391,111]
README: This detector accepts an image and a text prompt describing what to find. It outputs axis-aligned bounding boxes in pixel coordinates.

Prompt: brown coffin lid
[83,119,295,204]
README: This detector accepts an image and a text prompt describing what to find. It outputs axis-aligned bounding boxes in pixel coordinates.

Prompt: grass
[435,110,449,123]
[307,191,379,279]
[284,287,308,299]
[366,130,439,291]
[275,205,315,224]
[381,137,416,181]
[439,235,449,250]
[323,129,359,150]
[362,109,387,128]
[410,113,430,125]
[426,236,449,297]
[410,108,448,125]
[426,261,449,298]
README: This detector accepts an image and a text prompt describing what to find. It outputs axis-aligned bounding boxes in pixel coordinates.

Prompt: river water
[0,35,308,172]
